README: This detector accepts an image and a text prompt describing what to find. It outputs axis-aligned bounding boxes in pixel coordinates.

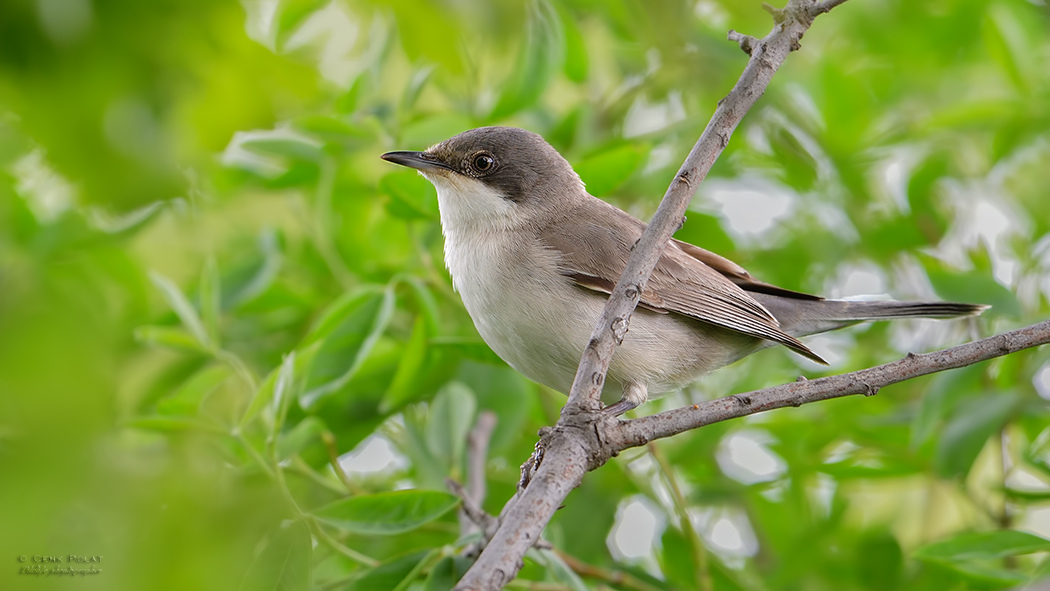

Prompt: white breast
[427,174,592,392]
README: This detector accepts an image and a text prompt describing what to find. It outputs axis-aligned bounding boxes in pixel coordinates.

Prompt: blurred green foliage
[2,0,1050,589]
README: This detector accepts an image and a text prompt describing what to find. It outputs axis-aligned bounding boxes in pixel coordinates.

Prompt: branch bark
[609,319,1050,449]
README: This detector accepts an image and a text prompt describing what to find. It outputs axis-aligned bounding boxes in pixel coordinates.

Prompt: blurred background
[2,0,1050,589]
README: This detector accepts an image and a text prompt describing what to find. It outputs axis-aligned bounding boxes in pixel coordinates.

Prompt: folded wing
[539,203,828,364]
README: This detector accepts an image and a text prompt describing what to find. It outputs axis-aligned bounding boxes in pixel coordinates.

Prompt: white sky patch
[241,0,280,48]
[1006,463,1050,490]
[623,92,686,138]
[284,3,388,87]
[810,201,860,243]
[796,333,851,368]
[338,433,409,477]
[643,143,675,175]
[1019,505,1050,542]
[693,1,728,28]
[700,178,795,242]
[784,84,825,133]
[691,507,759,565]
[608,496,665,562]
[717,430,786,485]
[810,473,837,519]
[824,440,860,464]
[826,262,888,300]
[37,0,93,45]
[241,0,385,87]
[936,178,1029,288]
[12,149,75,222]
[869,145,923,216]
[974,200,1017,285]
[1035,363,1050,401]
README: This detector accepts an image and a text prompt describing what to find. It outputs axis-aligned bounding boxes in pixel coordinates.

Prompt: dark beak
[380,151,451,173]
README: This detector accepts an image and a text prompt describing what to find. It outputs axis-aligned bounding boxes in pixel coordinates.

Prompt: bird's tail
[749,294,988,339]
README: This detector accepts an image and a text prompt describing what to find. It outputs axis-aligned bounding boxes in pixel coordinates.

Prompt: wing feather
[540,203,827,364]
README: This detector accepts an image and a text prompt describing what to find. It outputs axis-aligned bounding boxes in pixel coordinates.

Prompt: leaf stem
[649,441,712,591]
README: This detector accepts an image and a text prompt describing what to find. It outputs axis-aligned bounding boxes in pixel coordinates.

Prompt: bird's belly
[458,271,592,394]
[444,234,762,401]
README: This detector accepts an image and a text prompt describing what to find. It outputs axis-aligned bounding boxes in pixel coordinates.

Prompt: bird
[381,126,986,415]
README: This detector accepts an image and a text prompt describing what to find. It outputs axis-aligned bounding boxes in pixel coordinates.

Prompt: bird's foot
[602,382,648,416]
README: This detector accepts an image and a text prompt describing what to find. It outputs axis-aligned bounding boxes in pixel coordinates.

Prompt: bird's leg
[602,381,648,416]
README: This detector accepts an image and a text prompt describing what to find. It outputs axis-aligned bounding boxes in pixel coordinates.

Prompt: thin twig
[322,430,360,494]
[556,550,667,591]
[649,442,712,591]
[468,412,498,510]
[809,0,852,16]
[308,517,380,567]
[457,411,499,539]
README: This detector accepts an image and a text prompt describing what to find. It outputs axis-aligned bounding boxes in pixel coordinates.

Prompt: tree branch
[609,319,1050,449]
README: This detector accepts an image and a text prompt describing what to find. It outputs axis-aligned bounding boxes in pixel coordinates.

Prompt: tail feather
[828,300,989,321]
[749,293,987,339]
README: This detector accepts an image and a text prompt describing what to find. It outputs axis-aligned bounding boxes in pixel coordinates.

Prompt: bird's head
[381,126,586,231]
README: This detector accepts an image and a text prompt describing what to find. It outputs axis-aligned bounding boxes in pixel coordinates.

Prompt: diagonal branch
[453,2,851,589]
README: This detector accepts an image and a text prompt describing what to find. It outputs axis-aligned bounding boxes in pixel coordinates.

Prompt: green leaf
[915,530,1050,562]
[380,172,439,221]
[200,258,222,347]
[398,275,442,336]
[242,137,323,164]
[574,143,648,197]
[346,552,428,591]
[134,325,209,353]
[422,556,473,591]
[272,351,300,434]
[927,268,1020,318]
[224,228,284,309]
[273,0,328,51]
[430,336,504,366]
[292,115,374,147]
[531,549,588,591]
[300,286,396,409]
[87,201,166,236]
[489,0,561,119]
[399,407,448,490]
[1002,487,1050,502]
[982,4,1029,92]
[933,561,1029,586]
[126,415,226,434]
[910,365,983,449]
[239,522,311,591]
[390,549,442,591]
[558,5,588,83]
[400,66,435,114]
[381,315,431,413]
[276,416,325,460]
[934,390,1020,478]
[425,382,477,471]
[313,490,460,535]
[158,365,232,416]
[150,271,214,351]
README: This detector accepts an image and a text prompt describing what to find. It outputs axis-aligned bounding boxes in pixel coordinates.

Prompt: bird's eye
[472,153,494,172]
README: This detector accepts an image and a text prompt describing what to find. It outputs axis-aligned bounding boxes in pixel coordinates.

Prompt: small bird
[381,127,985,415]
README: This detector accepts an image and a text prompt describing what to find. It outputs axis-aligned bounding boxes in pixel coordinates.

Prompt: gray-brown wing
[672,239,823,301]
[540,203,827,364]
